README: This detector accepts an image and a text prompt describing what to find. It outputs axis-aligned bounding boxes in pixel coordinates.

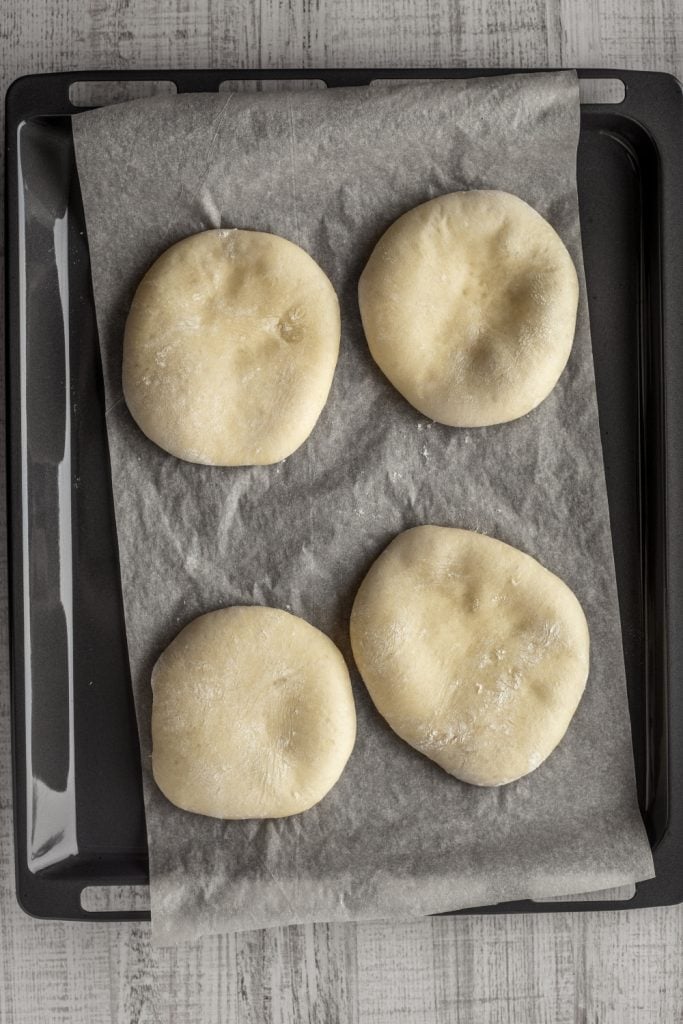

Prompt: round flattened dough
[151,606,356,818]
[350,526,589,786]
[358,190,579,427]
[123,229,340,465]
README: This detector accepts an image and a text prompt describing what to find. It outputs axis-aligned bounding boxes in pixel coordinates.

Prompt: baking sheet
[72,70,654,945]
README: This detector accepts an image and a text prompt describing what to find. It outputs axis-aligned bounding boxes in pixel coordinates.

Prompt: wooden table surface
[1,2,682,1022]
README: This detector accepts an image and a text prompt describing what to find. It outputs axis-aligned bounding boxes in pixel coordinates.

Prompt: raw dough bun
[123,229,340,465]
[350,526,589,786]
[358,190,579,426]
[151,606,356,818]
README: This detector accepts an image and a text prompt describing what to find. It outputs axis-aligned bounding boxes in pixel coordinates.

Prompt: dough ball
[151,606,356,818]
[123,229,340,465]
[350,526,589,786]
[358,190,579,426]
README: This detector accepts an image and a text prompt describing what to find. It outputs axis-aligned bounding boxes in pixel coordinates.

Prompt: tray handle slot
[80,885,150,914]
[68,80,177,108]
[578,78,626,104]
[218,78,327,92]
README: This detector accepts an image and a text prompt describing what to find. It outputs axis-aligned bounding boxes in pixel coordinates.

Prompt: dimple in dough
[358,190,579,427]
[350,526,589,787]
[123,229,341,466]
[151,606,356,819]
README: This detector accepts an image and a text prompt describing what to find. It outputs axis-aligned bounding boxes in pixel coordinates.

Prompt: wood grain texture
[1,1,683,1021]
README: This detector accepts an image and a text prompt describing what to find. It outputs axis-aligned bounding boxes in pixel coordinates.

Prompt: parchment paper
[72,71,654,946]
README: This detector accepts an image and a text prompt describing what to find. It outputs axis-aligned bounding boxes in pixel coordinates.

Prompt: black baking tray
[6,68,683,922]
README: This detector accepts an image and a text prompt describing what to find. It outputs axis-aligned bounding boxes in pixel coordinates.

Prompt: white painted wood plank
[1,1,682,1021]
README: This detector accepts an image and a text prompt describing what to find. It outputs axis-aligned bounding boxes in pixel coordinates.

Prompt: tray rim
[5,65,683,923]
